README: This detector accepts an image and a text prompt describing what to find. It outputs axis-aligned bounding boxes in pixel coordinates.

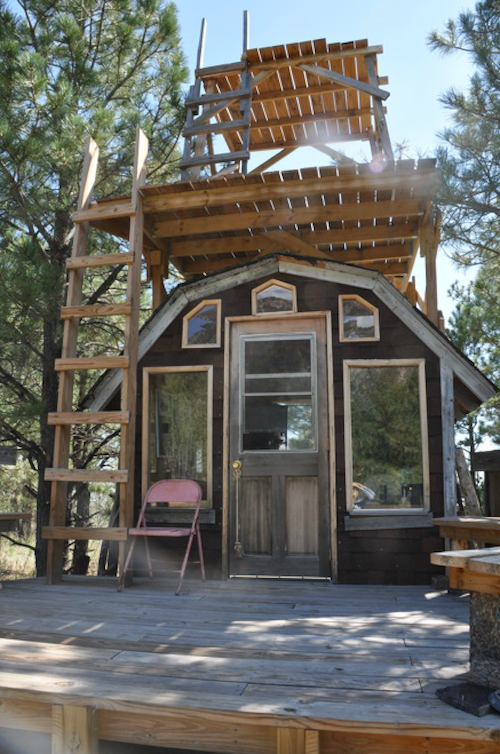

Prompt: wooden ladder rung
[60,303,132,319]
[42,526,128,542]
[72,201,135,224]
[54,356,129,371]
[183,120,248,137]
[66,253,135,270]
[45,468,128,483]
[47,411,130,426]
[186,87,251,107]
[179,150,250,169]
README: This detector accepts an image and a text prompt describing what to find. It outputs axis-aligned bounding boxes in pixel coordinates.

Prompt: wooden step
[47,411,130,426]
[42,526,128,541]
[45,468,128,483]
[183,120,248,137]
[60,303,131,319]
[179,150,250,169]
[66,253,135,270]
[186,87,251,107]
[72,201,135,224]
[54,356,129,371]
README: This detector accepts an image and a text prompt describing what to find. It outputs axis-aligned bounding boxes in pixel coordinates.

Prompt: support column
[52,705,98,754]
[440,360,457,518]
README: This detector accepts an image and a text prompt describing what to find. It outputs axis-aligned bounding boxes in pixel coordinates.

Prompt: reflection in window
[346,363,427,511]
[241,335,316,451]
[340,296,379,341]
[149,370,210,504]
[252,280,297,315]
[183,300,220,347]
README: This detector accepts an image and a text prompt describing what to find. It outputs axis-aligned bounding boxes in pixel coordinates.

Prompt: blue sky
[176,0,478,319]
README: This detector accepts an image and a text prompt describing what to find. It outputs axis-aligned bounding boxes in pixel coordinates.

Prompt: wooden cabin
[43,26,496,585]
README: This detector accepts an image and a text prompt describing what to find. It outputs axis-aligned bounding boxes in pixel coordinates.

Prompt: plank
[47,411,129,426]
[66,253,135,269]
[142,171,435,213]
[152,200,423,238]
[51,704,98,754]
[179,150,250,169]
[42,527,128,541]
[54,356,129,371]
[60,304,131,319]
[297,63,390,100]
[72,201,135,224]
[430,547,500,568]
[44,469,128,483]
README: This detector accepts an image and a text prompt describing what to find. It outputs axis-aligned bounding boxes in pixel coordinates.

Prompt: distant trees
[429,0,500,464]
[0,0,187,574]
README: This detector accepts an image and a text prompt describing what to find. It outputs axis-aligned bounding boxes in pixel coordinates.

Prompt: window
[344,360,429,514]
[252,279,297,315]
[241,334,316,452]
[143,367,212,507]
[182,300,221,348]
[339,295,380,342]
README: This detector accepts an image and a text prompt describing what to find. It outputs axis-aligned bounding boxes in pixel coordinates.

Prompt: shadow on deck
[0,577,498,753]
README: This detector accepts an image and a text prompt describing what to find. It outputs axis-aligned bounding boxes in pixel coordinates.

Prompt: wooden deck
[0,578,499,753]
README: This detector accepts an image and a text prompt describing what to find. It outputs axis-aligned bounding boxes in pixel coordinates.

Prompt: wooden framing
[251,279,297,316]
[182,299,222,349]
[338,294,380,342]
[141,365,214,507]
[222,312,335,579]
[343,359,430,517]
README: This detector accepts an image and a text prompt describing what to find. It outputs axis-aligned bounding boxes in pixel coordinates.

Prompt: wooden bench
[433,516,500,551]
[431,546,500,688]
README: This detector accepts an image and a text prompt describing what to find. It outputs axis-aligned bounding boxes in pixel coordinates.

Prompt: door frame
[222,311,337,580]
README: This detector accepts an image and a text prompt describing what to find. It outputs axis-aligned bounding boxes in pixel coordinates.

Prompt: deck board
[0,578,498,750]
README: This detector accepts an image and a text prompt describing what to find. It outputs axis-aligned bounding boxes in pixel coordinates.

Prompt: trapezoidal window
[182,300,221,348]
[252,279,297,316]
[339,295,380,342]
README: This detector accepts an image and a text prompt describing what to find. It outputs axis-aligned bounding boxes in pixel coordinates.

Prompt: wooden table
[0,513,31,588]
[431,546,500,688]
[433,516,500,550]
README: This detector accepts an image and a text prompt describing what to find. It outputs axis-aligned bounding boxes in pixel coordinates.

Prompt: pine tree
[429,0,499,265]
[0,0,188,574]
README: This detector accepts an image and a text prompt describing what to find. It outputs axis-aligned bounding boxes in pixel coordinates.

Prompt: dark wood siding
[127,269,444,584]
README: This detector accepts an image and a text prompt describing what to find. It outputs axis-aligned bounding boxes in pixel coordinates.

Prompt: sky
[175,0,478,321]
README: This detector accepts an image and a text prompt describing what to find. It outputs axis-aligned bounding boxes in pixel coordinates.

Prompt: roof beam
[169,224,419,257]
[249,46,385,72]
[152,200,423,239]
[142,171,435,214]
[297,62,390,101]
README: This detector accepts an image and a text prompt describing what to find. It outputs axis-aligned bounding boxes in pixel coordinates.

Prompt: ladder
[43,128,148,584]
[180,16,252,180]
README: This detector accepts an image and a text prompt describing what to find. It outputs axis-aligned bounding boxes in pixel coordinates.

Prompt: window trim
[251,279,298,316]
[339,294,380,342]
[343,359,430,516]
[182,299,221,349]
[142,365,213,507]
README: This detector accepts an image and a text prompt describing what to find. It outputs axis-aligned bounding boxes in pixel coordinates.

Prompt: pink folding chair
[118,479,206,595]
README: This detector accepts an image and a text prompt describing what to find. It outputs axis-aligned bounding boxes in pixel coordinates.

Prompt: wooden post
[277,728,305,754]
[456,447,483,516]
[240,10,252,175]
[440,361,457,518]
[47,137,99,584]
[119,128,148,575]
[52,705,98,754]
[364,54,393,161]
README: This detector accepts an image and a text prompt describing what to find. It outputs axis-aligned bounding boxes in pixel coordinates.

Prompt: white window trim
[142,365,213,508]
[251,279,297,316]
[182,299,221,349]
[339,294,380,342]
[343,359,430,516]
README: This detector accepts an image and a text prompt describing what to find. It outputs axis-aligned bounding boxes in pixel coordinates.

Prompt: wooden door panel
[240,477,273,554]
[285,476,318,555]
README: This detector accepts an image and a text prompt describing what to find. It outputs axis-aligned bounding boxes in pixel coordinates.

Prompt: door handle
[232,460,245,559]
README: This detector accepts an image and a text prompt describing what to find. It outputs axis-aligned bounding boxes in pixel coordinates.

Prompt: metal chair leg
[196,523,206,581]
[175,530,196,595]
[117,537,137,592]
[143,537,153,579]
